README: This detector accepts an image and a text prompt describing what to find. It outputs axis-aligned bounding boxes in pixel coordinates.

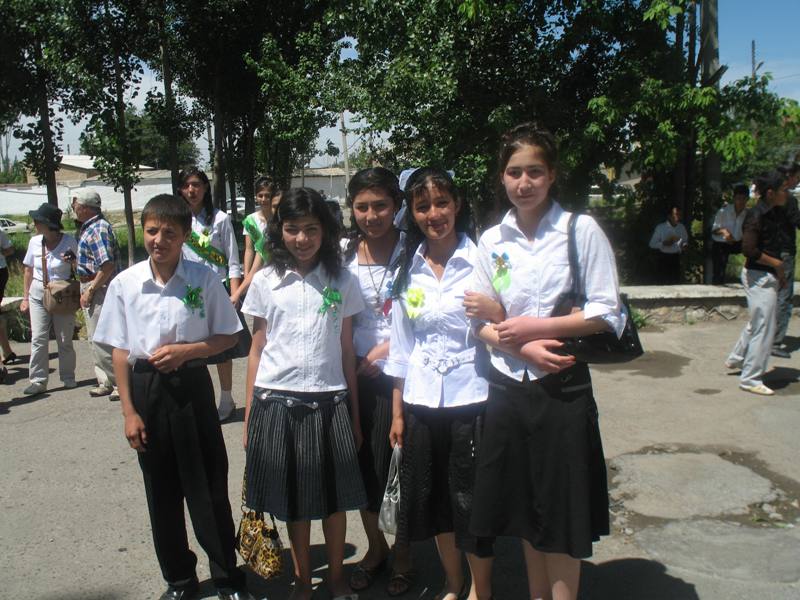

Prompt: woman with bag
[20,203,79,396]
[469,124,624,600]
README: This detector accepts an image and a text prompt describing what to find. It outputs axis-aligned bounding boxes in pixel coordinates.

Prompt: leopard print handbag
[236,475,283,580]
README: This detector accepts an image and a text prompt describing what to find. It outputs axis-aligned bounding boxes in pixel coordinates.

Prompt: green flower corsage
[182,285,205,318]
[406,287,425,319]
[491,251,511,292]
[319,286,342,316]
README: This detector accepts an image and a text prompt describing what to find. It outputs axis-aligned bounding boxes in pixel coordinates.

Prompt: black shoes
[2,352,18,365]
[216,589,255,600]
[159,580,198,600]
[771,347,792,359]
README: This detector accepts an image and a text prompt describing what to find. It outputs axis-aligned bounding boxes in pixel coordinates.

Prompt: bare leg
[0,317,13,357]
[545,553,580,600]
[523,542,581,600]
[434,533,465,598]
[217,360,233,392]
[286,520,313,600]
[358,509,390,566]
[322,511,352,597]
[466,552,493,600]
[523,541,551,600]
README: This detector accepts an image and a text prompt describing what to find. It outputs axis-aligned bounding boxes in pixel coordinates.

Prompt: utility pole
[701,0,721,284]
[340,111,350,193]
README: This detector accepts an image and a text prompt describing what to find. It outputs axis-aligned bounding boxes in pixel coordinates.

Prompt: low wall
[623,284,799,325]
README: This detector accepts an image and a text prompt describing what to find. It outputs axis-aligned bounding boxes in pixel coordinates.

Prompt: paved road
[1,318,799,599]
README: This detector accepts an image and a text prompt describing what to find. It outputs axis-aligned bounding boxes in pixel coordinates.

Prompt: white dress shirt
[711,203,747,243]
[182,208,243,280]
[649,220,688,254]
[473,204,625,383]
[23,234,79,283]
[241,262,364,392]
[384,233,488,408]
[345,235,404,369]
[93,256,242,364]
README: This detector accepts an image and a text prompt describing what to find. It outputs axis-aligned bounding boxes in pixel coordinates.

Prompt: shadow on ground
[591,350,690,379]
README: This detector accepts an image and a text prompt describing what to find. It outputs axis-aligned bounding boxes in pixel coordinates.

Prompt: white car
[0,217,28,233]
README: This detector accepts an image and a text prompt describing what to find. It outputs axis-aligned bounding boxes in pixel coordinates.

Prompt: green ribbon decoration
[182,285,205,318]
[319,286,342,315]
[406,287,425,319]
[185,230,229,269]
[491,252,512,293]
[243,214,270,261]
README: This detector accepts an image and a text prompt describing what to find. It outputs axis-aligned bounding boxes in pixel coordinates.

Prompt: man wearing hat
[71,188,120,399]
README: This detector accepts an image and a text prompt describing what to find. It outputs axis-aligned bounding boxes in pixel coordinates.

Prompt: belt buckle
[436,361,449,374]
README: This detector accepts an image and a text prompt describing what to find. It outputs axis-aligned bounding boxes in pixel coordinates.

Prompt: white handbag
[378,444,402,535]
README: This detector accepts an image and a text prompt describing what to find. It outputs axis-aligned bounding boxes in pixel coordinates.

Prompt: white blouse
[182,208,243,280]
[93,256,243,363]
[473,203,625,383]
[23,234,78,283]
[241,262,364,392]
[345,235,404,368]
[384,233,488,408]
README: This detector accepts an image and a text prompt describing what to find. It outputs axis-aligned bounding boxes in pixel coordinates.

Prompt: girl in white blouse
[342,168,413,596]
[470,124,624,600]
[241,188,366,600]
[385,168,502,600]
[20,203,79,395]
[178,167,247,421]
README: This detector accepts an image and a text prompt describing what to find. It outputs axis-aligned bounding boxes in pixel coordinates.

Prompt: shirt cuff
[382,357,408,379]
[584,301,627,339]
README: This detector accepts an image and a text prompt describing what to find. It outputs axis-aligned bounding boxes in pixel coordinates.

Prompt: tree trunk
[212,66,226,210]
[34,40,58,206]
[701,0,721,284]
[242,119,255,216]
[158,0,179,194]
[225,130,237,219]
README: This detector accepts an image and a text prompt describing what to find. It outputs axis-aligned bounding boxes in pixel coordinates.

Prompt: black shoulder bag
[551,213,644,364]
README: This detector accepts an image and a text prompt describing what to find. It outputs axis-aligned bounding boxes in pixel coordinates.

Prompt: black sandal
[386,570,414,597]
[349,558,387,591]
[2,352,18,365]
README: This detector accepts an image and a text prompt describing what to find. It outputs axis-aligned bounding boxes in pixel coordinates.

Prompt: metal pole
[340,111,350,192]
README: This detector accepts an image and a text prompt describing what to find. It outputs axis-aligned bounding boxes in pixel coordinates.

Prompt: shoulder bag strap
[40,238,50,287]
[566,212,583,300]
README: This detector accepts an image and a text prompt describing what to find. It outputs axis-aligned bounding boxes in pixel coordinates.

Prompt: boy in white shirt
[94,194,252,600]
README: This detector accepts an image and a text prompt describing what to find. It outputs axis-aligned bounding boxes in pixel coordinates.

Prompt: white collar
[135,255,190,287]
[411,232,471,271]
[499,201,569,237]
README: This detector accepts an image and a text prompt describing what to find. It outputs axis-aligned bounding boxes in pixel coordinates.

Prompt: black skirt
[245,387,367,522]
[470,364,609,559]
[356,371,394,513]
[396,401,493,558]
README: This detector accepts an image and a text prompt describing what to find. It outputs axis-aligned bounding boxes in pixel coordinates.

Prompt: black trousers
[654,252,682,284]
[711,241,741,284]
[131,361,244,589]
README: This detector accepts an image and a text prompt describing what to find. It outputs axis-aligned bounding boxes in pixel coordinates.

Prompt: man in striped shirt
[72,188,120,400]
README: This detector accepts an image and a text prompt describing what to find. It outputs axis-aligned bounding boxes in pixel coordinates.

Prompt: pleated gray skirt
[245,387,367,522]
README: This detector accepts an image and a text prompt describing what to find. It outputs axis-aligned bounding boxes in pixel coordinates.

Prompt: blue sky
[8,3,800,166]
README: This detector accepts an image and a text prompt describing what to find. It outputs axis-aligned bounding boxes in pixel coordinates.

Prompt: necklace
[360,240,391,316]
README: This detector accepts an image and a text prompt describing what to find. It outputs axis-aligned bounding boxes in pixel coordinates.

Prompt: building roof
[291,167,346,177]
[85,168,172,182]
[60,154,154,172]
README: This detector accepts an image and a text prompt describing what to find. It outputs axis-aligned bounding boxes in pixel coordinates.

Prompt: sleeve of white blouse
[472,234,498,299]
[340,269,366,319]
[240,271,266,318]
[93,277,129,349]
[576,216,626,338]
[220,215,242,279]
[383,297,413,379]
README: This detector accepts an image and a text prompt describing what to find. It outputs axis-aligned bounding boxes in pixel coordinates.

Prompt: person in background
[726,171,789,395]
[772,161,800,359]
[71,188,120,400]
[178,167,249,421]
[242,176,279,278]
[0,226,17,373]
[20,203,79,396]
[711,184,749,285]
[648,206,689,284]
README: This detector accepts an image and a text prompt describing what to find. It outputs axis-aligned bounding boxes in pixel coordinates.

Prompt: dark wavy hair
[755,170,786,199]
[495,122,559,213]
[178,167,214,225]
[343,167,403,262]
[266,187,342,278]
[393,167,472,295]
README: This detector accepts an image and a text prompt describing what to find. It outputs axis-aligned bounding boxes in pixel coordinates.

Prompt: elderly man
[71,188,120,399]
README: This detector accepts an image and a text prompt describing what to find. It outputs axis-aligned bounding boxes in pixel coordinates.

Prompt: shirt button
[286,399,294,407]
